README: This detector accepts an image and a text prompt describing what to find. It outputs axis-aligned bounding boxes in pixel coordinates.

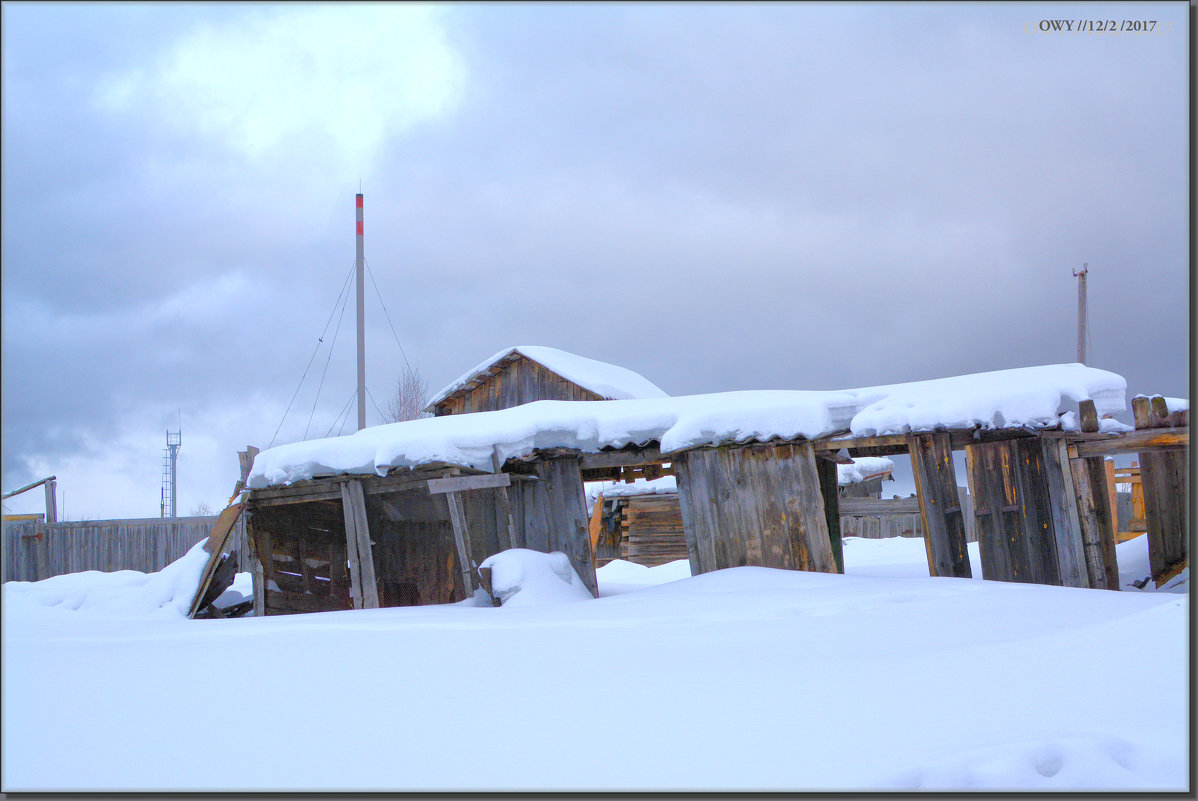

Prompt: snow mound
[479,549,594,607]
[2,539,212,620]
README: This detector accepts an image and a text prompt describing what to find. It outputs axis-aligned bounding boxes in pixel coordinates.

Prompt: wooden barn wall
[436,355,605,415]
[508,456,598,595]
[675,442,836,576]
[2,516,223,583]
[621,494,688,567]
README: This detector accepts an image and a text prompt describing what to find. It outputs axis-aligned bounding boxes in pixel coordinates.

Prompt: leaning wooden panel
[965,441,1021,582]
[674,442,835,575]
[907,432,971,579]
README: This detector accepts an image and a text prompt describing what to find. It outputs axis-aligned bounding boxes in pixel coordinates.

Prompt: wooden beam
[908,433,971,579]
[340,479,378,609]
[1039,436,1089,589]
[576,445,667,470]
[838,496,922,516]
[1078,400,1100,434]
[427,472,512,495]
[445,491,478,596]
[1072,427,1188,457]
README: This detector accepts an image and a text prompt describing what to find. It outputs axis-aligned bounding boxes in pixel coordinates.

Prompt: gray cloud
[2,2,1188,517]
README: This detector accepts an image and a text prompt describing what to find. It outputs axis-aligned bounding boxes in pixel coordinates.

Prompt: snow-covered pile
[479,548,593,606]
[251,363,1126,488]
[427,345,669,408]
[837,456,894,485]
[2,539,210,620]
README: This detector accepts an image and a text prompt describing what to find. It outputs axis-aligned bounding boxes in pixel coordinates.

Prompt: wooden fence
[839,489,977,543]
[2,515,244,583]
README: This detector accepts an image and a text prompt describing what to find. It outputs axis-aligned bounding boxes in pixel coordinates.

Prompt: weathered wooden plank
[674,442,835,576]
[1040,437,1088,588]
[908,433,971,579]
[340,479,379,609]
[427,472,512,495]
[1068,447,1119,590]
[492,450,518,551]
[1072,427,1188,457]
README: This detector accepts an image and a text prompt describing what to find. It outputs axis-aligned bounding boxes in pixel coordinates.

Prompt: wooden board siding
[248,500,354,615]
[964,436,1089,588]
[621,494,688,567]
[508,455,598,596]
[434,354,606,415]
[675,441,836,576]
[2,517,219,583]
[908,433,971,579]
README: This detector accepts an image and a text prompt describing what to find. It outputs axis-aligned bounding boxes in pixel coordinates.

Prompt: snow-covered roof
[837,457,895,486]
[426,345,668,410]
[249,363,1126,489]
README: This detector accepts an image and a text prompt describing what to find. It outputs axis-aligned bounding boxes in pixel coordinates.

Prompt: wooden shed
[243,458,597,616]
[426,345,668,416]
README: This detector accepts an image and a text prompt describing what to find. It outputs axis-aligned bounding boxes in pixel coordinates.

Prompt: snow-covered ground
[2,535,1187,792]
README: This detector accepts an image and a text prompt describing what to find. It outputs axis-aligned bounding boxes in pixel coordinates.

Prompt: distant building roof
[426,345,669,411]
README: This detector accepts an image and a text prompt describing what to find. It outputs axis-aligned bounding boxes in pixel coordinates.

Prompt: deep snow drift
[2,532,1185,792]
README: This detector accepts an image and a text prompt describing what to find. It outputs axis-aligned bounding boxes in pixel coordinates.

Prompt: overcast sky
[2,1,1189,520]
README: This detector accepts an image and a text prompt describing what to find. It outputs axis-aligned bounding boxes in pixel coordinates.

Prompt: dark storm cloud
[1,2,1188,517]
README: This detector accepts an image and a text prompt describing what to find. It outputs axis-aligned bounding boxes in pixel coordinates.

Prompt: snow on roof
[426,345,669,410]
[249,363,1126,489]
[837,457,895,486]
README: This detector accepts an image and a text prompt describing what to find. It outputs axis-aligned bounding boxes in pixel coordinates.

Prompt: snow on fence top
[249,363,1126,489]
[426,345,669,408]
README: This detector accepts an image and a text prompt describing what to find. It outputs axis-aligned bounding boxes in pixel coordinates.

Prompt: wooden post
[445,491,478,596]
[815,457,844,573]
[507,456,597,596]
[492,449,518,551]
[907,433,971,578]
[1132,396,1188,586]
[341,479,379,609]
[675,441,835,576]
[43,479,57,524]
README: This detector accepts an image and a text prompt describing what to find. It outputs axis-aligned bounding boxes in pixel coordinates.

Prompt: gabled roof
[426,345,669,411]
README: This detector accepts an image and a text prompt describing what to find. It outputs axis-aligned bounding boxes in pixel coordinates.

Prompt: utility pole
[1073,262,1088,365]
[356,192,366,431]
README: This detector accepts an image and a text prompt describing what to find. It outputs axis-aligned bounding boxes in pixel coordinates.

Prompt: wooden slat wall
[434,355,606,415]
[2,517,220,583]
[675,442,836,576]
[508,455,598,596]
[621,494,688,567]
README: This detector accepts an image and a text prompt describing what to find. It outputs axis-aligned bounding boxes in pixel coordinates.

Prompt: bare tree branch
[385,366,431,423]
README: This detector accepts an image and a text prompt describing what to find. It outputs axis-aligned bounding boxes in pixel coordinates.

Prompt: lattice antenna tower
[160,428,181,518]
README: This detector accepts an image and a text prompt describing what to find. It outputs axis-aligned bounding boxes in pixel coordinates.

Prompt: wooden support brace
[341,479,379,609]
[445,490,478,597]
[492,449,518,551]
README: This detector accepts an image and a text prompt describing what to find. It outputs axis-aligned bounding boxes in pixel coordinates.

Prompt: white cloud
[95,4,464,174]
